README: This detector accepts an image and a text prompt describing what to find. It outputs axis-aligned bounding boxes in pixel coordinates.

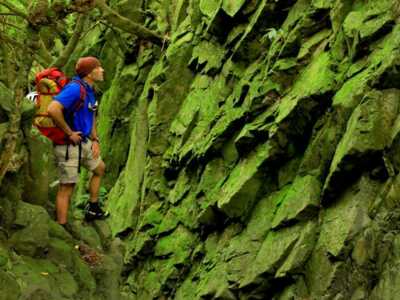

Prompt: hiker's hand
[91,141,100,159]
[68,131,82,145]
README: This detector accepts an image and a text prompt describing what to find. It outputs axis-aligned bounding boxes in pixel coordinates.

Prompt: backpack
[33,67,86,145]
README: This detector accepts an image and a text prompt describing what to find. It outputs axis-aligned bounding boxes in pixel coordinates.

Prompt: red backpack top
[35,68,69,91]
[33,67,86,145]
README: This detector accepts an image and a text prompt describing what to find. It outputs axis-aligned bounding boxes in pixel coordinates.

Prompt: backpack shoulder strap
[70,80,87,112]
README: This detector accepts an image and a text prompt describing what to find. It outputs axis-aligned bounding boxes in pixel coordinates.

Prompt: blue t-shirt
[53,76,96,138]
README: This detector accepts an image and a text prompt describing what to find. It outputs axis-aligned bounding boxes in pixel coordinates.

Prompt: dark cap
[75,56,101,78]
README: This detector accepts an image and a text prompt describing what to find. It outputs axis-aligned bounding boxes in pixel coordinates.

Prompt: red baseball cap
[75,56,101,78]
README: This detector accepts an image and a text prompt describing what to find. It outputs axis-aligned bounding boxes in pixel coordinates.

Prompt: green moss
[173,60,261,159]
[158,193,199,233]
[276,220,317,277]
[149,0,189,33]
[222,0,246,17]
[298,112,345,179]
[311,0,334,9]
[138,202,164,233]
[107,56,160,234]
[333,24,400,110]
[23,129,55,206]
[129,226,198,298]
[199,0,221,19]
[124,231,153,263]
[218,191,285,283]
[231,0,267,55]
[278,276,309,300]
[200,161,228,197]
[46,239,75,270]
[98,62,144,188]
[332,69,370,109]
[175,225,243,298]
[324,90,400,196]
[190,41,226,73]
[214,141,272,218]
[241,222,305,287]
[319,176,379,257]
[298,29,332,59]
[166,74,230,161]
[10,0,400,299]
[168,168,191,204]
[0,270,21,300]
[150,48,194,151]
[154,225,197,262]
[0,82,14,112]
[12,256,78,299]
[272,175,321,228]
[69,221,102,249]
[278,156,301,188]
[140,270,163,298]
[196,263,232,299]
[9,202,50,256]
[245,189,287,241]
[48,221,74,244]
[306,249,348,298]
[276,52,336,124]
[167,31,195,59]
[343,0,394,39]
[370,236,400,299]
[0,244,9,268]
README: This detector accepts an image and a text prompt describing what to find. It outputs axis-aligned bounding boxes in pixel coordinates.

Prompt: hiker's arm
[91,115,100,159]
[47,101,73,135]
[47,101,82,144]
[90,115,99,142]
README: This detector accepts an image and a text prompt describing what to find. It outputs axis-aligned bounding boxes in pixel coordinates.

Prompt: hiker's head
[75,57,104,83]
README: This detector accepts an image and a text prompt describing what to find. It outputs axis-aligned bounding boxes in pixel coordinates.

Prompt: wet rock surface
[100,0,400,299]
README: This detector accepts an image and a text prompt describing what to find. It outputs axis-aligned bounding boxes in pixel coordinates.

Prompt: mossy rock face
[370,235,400,300]
[0,270,21,300]
[0,194,120,299]
[323,89,400,200]
[0,82,14,115]
[10,256,79,299]
[23,128,56,206]
[9,201,51,257]
[46,238,76,269]
[271,175,321,228]
[94,0,400,298]
[69,220,103,250]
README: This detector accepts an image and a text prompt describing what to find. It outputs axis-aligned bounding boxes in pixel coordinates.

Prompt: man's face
[88,66,104,82]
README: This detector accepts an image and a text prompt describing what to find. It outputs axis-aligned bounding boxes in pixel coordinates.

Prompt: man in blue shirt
[48,56,108,225]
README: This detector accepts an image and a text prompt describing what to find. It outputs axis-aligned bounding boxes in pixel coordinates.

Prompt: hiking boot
[85,202,110,222]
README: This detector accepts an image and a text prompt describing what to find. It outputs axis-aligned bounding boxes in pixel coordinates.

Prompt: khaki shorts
[54,140,102,184]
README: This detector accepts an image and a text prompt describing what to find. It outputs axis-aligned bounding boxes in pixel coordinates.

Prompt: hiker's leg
[54,144,79,224]
[56,183,75,224]
[85,156,108,220]
[89,160,105,203]
[82,140,106,203]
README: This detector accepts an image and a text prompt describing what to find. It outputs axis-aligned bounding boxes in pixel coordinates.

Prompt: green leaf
[297,29,331,59]
[190,41,226,73]
[232,0,267,54]
[199,0,222,18]
[222,0,246,17]
[312,0,334,9]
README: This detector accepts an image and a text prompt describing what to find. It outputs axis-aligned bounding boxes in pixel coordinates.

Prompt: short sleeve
[53,82,81,112]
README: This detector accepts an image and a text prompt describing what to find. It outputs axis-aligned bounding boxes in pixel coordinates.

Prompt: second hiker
[47,56,108,225]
